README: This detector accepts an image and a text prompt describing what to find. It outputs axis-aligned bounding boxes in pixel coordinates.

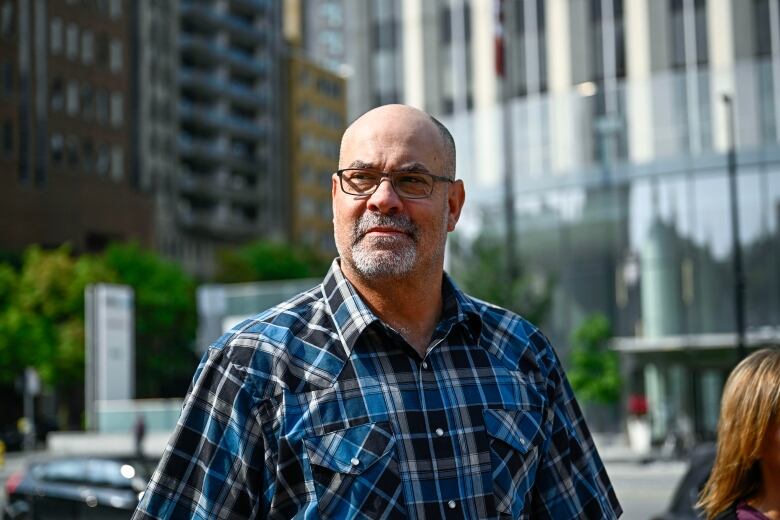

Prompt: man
[134,105,621,519]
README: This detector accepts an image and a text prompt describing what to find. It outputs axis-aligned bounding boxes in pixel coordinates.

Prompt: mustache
[352,213,418,244]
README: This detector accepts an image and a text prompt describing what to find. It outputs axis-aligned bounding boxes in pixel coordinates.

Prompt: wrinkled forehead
[339,111,443,169]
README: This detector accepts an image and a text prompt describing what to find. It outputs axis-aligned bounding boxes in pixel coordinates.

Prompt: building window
[2,119,12,157]
[50,133,64,164]
[82,138,94,173]
[96,143,110,175]
[440,5,452,44]
[50,78,64,111]
[110,92,123,127]
[81,30,94,64]
[109,39,122,72]
[66,80,79,115]
[110,145,123,180]
[754,0,773,57]
[96,89,109,124]
[671,0,708,68]
[66,135,79,168]
[81,83,94,119]
[2,61,12,95]
[1,1,13,38]
[50,18,63,54]
[66,23,79,60]
[109,0,122,19]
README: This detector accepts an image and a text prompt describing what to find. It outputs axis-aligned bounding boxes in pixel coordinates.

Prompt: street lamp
[722,94,746,361]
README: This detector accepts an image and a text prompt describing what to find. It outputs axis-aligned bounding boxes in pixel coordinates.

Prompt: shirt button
[350,457,360,467]
[448,500,457,509]
[435,428,445,437]
[421,361,429,369]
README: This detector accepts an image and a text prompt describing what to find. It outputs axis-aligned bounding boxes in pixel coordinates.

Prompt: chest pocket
[483,407,545,519]
[304,421,407,519]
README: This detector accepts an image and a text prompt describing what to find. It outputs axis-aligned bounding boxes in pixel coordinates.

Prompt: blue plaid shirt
[134,260,621,519]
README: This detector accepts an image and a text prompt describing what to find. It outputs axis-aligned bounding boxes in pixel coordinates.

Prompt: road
[606,459,688,520]
[1,450,688,519]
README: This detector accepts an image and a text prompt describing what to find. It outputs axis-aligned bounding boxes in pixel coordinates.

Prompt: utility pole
[722,94,746,361]
[496,0,518,283]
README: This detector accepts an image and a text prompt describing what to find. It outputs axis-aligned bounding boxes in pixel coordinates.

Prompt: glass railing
[180,101,267,139]
[179,67,268,106]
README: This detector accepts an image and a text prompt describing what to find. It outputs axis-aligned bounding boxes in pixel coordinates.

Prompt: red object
[628,395,648,416]
[494,0,505,77]
[5,470,24,495]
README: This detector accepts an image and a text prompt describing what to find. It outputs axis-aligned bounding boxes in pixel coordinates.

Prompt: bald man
[134,105,621,519]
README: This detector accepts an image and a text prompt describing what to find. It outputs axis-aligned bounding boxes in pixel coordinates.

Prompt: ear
[446,180,465,232]
[331,173,339,198]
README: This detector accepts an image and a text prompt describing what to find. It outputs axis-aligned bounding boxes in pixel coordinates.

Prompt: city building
[283,0,347,256]
[172,0,286,278]
[328,0,780,442]
[0,0,153,254]
[285,52,345,255]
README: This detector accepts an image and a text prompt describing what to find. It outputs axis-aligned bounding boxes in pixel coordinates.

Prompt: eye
[397,173,429,184]
[348,169,378,181]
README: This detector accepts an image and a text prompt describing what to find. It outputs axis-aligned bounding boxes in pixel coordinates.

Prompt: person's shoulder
[203,283,345,392]
[462,293,556,375]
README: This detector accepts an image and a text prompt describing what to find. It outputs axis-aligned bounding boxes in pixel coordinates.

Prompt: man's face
[332,106,464,281]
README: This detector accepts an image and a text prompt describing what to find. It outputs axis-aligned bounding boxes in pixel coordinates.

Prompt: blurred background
[0,0,778,517]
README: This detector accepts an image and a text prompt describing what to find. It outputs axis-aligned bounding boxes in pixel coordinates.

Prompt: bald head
[340,104,457,179]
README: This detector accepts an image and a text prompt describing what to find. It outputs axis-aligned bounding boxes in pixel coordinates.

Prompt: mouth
[364,227,409,237]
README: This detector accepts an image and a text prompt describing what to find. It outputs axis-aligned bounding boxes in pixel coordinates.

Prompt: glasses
[336,168,454,199]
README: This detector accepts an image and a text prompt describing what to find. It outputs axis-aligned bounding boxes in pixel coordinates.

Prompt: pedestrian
[133,104,622,519]
[134,414,146,457]
[697,348,780,519]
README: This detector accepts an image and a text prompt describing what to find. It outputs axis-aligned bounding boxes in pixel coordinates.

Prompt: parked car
[651,443,716,520]
[3,455,157,519]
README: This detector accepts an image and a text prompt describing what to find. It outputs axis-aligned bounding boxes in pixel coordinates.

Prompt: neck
[341,260,444,358]
[750,464,780,520]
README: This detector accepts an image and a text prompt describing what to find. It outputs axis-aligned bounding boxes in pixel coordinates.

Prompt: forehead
[339,112,444,169]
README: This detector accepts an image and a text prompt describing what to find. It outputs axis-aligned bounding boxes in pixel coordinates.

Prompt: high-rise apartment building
[0,0,153,254]
[170,0,286,278]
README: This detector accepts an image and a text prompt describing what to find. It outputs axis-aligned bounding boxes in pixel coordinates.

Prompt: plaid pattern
[134,260,622,519]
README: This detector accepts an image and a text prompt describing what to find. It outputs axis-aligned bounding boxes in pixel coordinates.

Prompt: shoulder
[712,505,738,520]
[199,283,345,397]
[463,294,558,382]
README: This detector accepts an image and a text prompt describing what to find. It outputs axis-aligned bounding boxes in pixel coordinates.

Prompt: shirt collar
[322,258,483,357]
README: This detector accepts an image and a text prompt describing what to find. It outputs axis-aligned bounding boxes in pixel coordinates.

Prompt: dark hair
[429,114,456,179]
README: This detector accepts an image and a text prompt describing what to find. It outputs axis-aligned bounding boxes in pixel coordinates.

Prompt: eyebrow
[345,160,430,173]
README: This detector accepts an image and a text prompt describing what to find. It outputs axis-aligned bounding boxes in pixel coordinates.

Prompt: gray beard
[346,213,418,278]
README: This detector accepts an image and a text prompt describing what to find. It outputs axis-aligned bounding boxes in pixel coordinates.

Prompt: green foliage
[567,314,621,405]
[449,231,553,326]
[216,240,330,283]
[102,243,198,397]
[0,243,199,400]
[0,246,115,387]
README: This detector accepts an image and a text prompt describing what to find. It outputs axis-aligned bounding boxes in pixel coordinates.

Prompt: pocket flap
[483,408,543,454]
[305,421,395,475]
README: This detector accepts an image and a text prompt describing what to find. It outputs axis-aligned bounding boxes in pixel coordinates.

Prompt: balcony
[176,205,259,238]
[179,67,267,107]
[179,101,267,140]
[179,34,269,76]
[177,171,260,204]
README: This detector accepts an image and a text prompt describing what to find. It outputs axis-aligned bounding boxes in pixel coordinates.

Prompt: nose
[366,177,403,214]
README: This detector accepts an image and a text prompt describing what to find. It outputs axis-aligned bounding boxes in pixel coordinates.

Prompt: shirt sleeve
[530,351,623,519]
[132,346,266,519]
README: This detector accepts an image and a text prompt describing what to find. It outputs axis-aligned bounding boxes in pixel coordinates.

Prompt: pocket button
[350,457,360,467]
[435,428,445,437]
[447,500,457,510]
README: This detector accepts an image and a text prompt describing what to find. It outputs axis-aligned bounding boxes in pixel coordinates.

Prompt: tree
[567,313,621,405]
[0,246,115,388]
[216,240,330,283]
[449,231,553,326]
[102,243,199,398]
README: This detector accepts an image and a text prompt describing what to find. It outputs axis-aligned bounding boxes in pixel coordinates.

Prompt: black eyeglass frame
[335,168,454,199]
